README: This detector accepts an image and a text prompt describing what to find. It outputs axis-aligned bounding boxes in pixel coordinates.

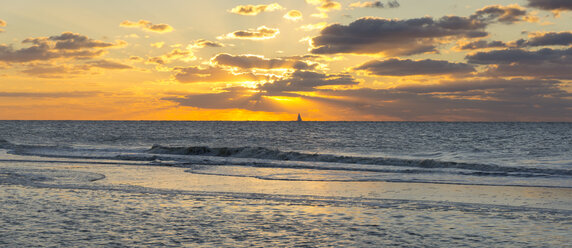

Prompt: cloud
[260,70,359,93]
[456,40,508,50]
[481,63,572,80]
[229,3,283,16]
[309,4,534,55]
[164,87,283,112]
[457,32,572,50]
[191,39,224,48]
[310,4,538,56]
[20,59,131,78]
[299,22,328,31]
[353,58,475,76]
[472,5,530,24]
[527,0,572,11]
[318,78,571,121]
[37,32,122,50]
[219,26,279,40]
[284,10,303,21]
[310,17,487,56]
[21,64,91,78]
[120,20,174,33]
[151,42,164,48]
[86,59,132,70]
[173,66,266,83]
[520,32,572,47]
[146,48,196,65]
[466,47,572,65]
[0,91,101,98]
[306,0,342,12]
[349,1,400,8]
[212,53,317,70]
[164,76,571,121]
[0,19,6,32]
[467,47,572,79]
[0,32,124,63]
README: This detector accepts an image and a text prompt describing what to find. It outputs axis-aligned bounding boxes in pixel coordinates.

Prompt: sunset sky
[1,0,571,121]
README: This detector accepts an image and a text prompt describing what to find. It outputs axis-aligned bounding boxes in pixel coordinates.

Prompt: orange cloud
[173,66,266,83]
[0,19,6,32]
[229,3,283,16]
[120,20,174,33]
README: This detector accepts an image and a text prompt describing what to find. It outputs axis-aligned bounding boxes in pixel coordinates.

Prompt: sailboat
[297,113,303,122]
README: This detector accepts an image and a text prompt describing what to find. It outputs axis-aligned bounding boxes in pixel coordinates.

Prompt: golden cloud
[120,20,174,33]
[218,26,279,40]
[229,3,283,16]
[284,10,303,21]
[306,0,342,12]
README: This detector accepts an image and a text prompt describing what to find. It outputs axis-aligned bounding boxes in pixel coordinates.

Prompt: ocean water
[1,121,571,247]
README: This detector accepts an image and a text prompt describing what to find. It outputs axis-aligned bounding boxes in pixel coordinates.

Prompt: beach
[1,121,571,247]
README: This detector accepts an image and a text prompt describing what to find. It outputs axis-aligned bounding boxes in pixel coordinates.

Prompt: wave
[2,139,571,181]
[148,145,572,177]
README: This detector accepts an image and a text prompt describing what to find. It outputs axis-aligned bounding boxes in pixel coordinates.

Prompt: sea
[1,121,571,247]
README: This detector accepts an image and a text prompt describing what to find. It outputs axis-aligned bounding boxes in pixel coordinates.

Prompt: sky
[0,0,571,121]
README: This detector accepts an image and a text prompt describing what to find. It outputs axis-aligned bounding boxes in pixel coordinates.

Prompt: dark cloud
[482,63,572,79]
[353,58,475,76]
[466,47,572,65]
[527,0,572,11]
[0,32,124,63]
[310,5,532,55]
[467,47,572,79]
[120,20,174,33]
[472,5,528,24]
[319,78,571,121]
[457,40,508,50]
[43,32,120,50]
[521,32,572,47]
[173,66,266,83]
[212,53,317,70]
[260,70,359,93]
[229,3,283,16]
[387,0,400,8]
[220,26,279,40]
[458,32,572,50]
[310,17,485,56]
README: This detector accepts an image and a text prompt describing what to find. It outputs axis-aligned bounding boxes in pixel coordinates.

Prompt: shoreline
[3,160,572,211]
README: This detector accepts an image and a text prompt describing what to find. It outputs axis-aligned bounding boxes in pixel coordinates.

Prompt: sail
[297,113,302,122]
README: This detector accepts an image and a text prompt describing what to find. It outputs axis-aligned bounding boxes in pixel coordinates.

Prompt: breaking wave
[147,145,572,177]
